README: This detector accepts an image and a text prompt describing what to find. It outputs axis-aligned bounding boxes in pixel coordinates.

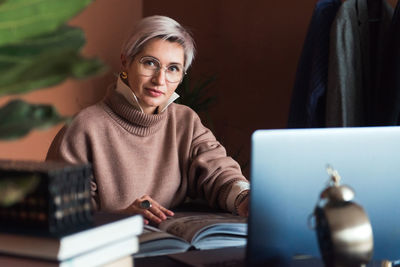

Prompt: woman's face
[122,38,185,114]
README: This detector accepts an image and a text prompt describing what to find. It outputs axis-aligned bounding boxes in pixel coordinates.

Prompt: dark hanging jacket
[288,0,342,128]
[326,0,393,127]
[373,0,400,125]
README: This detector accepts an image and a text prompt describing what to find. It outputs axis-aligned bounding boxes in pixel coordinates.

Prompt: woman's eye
[145,61,155,66]
[142,59,159,68]
[168,65,180,73]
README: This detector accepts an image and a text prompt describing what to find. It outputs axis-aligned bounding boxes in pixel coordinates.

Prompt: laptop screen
[247,127,400,264]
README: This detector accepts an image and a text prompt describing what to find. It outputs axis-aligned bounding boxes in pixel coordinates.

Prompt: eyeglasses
[138,56,185,83]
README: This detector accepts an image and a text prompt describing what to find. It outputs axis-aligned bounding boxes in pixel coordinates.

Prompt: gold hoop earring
[120,71,128,79]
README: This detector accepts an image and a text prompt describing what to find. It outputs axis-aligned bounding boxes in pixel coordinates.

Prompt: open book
[135,211,247,258]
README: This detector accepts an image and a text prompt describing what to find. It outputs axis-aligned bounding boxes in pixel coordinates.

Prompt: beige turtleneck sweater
[46,82,249,214]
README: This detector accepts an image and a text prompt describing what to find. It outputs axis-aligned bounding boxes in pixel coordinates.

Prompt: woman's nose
[152,68,166,85]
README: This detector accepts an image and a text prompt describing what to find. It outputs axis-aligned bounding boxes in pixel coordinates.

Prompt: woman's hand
[127,195,174,225]
[236,195,249,217]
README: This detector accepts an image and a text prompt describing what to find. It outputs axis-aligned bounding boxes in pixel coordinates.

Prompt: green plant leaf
[0,26,107,96]
[176,74,217,113]
[0,0,92,46]
[0,99,67,140]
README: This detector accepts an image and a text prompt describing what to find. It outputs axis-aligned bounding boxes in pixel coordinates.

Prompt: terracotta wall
[144,0,398,176]
[0,0,143,160]
[1,0,395,176]
[143,1,317,175]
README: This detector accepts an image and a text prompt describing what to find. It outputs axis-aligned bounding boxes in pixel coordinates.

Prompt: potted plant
[0,0,106,206]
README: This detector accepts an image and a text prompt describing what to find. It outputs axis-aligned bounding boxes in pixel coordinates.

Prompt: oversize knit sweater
[46,83,249,214]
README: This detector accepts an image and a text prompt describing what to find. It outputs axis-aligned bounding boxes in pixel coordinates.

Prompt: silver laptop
[247,127,400,265]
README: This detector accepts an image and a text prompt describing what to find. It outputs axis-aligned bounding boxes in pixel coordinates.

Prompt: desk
[135,255,188,267]
[134,247,324,267]
[134,247,393,267]
[135,247,246,267]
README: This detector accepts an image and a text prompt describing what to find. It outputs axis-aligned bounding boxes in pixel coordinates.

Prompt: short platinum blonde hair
[121,15,196,72]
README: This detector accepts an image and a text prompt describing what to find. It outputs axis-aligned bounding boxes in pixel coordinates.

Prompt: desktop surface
[134,247,392,267]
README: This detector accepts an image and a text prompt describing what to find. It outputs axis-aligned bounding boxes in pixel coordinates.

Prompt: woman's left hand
[236,195,249,217]
[126,195,174,225]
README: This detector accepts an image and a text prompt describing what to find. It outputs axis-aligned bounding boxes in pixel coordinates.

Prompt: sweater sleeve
[187,116,250,213]
[46,121,99,210]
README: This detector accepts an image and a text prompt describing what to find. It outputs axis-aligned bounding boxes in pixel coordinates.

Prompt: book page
[139,225,183,243]
[136,225,191,257]
[157,211,247,243]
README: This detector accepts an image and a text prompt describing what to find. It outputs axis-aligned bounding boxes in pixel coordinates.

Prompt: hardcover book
[0,236,137,267]
[135,211,247,258]
[0,160,93,235]
[0,212,143,261]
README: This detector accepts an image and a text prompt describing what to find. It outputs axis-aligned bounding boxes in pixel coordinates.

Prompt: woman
[47,15,250,225]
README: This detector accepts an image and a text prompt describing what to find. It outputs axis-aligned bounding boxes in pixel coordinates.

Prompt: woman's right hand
[126,195,174,225]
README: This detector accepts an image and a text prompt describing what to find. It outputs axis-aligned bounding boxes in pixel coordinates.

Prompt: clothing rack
[288,0,400,128]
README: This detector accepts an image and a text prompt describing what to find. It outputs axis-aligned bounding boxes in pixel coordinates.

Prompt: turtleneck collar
[103,84,172,137]
[115,76,179,114]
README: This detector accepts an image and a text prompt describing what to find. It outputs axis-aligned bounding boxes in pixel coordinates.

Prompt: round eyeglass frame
[138,56,186,83]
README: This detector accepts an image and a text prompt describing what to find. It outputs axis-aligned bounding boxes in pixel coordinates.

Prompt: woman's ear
[121,54,127,70]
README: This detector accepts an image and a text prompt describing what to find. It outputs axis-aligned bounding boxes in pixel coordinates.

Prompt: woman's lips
[146,88,164,97]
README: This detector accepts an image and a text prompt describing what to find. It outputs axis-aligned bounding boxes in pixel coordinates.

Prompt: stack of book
[0,160,94,234]
[0,212,143,267]
[0,160,143,266]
